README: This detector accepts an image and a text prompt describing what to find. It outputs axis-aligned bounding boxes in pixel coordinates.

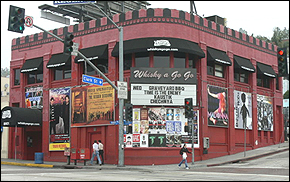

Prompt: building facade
[1,76,10,158]
[4,8,284,165]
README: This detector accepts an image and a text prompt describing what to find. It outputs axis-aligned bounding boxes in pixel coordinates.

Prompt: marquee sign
[130,67,197,84]
[131,84,196,106]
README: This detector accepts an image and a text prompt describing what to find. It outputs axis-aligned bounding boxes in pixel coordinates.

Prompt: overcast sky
[1,1,289,69]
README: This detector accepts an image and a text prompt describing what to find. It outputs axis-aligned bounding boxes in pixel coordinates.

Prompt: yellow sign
[49,143,70,151]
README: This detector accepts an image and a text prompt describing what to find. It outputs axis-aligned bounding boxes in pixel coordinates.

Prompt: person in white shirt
[90,140,102,165]
[98,140,104,164]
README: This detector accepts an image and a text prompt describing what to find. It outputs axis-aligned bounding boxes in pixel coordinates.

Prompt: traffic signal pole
[89,2,125,167]
[33,24,118,91]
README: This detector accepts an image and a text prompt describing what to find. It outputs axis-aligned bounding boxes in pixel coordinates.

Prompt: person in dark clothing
[50,97,59,135]
[178,144,191,169]
[62,95,70,134]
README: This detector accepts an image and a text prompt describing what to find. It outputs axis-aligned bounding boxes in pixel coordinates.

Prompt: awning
[47,53,71,68]
[21,57,43,73]
[111,37,205,58]
[234,55,255,72]
[256,62,276,78]
[75,45,108,63]
[207,47,232,66]
[1,106,42,127]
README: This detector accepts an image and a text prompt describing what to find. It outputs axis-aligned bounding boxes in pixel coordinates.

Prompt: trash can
[35,152,43,164]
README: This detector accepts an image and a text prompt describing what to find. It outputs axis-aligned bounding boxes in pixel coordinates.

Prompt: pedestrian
[98,140,104,164]
[89,140,102,166]
[178,144,191,169]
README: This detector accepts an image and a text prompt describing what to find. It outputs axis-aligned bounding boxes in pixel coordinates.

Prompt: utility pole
[89,2,125,167]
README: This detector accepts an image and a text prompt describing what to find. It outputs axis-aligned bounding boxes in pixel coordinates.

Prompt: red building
[3,8,284,165]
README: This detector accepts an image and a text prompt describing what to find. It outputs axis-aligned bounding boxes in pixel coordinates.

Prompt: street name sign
[82,74,103,86]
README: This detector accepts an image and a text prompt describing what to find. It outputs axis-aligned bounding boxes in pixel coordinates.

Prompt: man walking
[90,140,102,166]
[98,140,104,164]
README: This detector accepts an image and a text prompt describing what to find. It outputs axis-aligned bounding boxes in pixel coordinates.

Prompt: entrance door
[26,130,42,160]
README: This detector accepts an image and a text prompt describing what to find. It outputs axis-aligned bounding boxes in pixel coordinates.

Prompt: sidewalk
[2,141,288,171]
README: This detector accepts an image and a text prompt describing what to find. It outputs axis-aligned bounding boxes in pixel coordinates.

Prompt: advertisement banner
[71,83,115,127]
[234,90,252,129]
[25,86,43,109]
[257,94,273,131]
[49,87,71,151]
[207,85,228,127]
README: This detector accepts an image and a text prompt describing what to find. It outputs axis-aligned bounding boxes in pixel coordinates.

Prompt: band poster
[25,86,43,109]
[125,107,199,148]
[49,87,71,151]
[234,90,253,129]
[207,85,228,127]
[71,83,115,127]
[257,94,273,131]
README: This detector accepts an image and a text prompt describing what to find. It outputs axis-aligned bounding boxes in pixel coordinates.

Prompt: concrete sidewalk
[1,141,288,171]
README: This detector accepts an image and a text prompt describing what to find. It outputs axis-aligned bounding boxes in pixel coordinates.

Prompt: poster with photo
[148,108,167,134]
[25,86,43,109]
[207,85,228,127]
[49,87,70,151]
[133,108,140,121]
[140,120,149,134]
[166,134,182,147]
[133,120,140,134]
[234,90,252,129]
[257,94,273,131]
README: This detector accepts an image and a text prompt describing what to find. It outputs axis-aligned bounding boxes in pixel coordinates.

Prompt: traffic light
[125,103,133,121]
[63,33,74,54]
[8,5,25,33]
[184,98,193,118]
[277,47,288,77]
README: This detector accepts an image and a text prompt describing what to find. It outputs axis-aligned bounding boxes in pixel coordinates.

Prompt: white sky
[1,1,289,69]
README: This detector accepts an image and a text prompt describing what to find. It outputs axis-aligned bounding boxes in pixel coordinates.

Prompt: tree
[271,27,289,48]
[1,67,10,77]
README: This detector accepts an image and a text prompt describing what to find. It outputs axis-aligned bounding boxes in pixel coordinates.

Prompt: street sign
[53,1,96,5]
[71,42,79,56]
[24,16,33,28]
[82,74,103,86]
[117,81,128,99]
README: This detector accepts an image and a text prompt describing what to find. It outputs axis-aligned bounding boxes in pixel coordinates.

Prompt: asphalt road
[1,151,289,181]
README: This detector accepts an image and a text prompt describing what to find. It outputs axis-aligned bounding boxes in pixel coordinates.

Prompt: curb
[207,147,289,167]
[1,161,53,168]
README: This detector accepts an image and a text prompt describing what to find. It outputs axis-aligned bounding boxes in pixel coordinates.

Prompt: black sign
[131,67,197,84]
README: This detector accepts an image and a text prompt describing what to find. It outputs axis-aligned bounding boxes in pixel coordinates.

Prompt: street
[1,150,289,181]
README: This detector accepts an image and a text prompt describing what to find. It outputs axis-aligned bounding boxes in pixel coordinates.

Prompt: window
[215,64,224,77]
[234,70,249,83]
[54,65,71,80]
[124,54,132,70]
[135,52,150,67]
[207,62,224,78]
[276,77,280,90]
[257,74,270,88]
[189,58,196,68]
[14,69,20,86]
[27,71,43,84]
[174,57,185,68]
[154,52,170,68]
